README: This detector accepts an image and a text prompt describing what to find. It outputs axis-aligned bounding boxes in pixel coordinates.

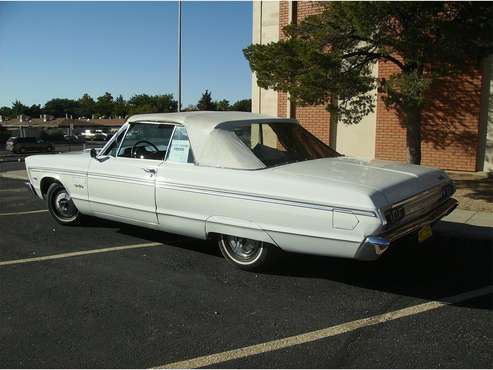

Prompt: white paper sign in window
[167,127,192,163]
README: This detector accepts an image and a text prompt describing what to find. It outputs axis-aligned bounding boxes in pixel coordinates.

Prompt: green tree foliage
[0,106,12,119]
[112,95,128,117]
[2,92,249,121]
[11,100,29,116]
[197,90,215,111]
[26,104,42,118]
[215,99,230,111]
[44,98,79,117]
[94,92,114,118]
[244,2,493,164]
[230,99,252,112]
[127,94,177,115]
[78,93,96,118]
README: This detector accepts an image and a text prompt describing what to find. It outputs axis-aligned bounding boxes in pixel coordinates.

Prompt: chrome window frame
[114,121,176,162]
[164,124,196,165]
[98,123,129,158]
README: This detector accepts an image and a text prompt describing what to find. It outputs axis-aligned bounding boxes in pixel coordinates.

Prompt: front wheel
[46,183,83,225]
[218,234,278,271]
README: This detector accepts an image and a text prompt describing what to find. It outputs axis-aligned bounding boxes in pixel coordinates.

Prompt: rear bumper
[355,198,458,261]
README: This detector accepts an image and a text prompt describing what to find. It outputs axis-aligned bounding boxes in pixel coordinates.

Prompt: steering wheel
[131,140,160,158]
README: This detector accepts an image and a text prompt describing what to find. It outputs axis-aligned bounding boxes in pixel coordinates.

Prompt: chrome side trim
[89,198,157,214]
[156,181,377,217]
[30,167,87,176]
[88,173,155,186]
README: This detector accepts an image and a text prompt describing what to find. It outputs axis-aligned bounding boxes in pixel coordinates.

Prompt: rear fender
[205,216,278,246]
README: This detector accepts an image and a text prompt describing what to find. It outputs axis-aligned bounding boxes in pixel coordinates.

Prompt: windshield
[228,122,341,168]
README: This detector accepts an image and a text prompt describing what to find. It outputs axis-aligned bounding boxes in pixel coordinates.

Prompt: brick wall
[376,60,483,171]
[278,1,332,144]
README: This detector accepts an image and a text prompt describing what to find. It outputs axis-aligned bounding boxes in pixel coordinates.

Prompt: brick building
[251,1,493,172]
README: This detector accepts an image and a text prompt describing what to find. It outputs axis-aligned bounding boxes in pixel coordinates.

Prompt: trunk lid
[271,157,449,205]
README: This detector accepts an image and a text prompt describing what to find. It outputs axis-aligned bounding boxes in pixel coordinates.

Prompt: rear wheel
[46,183,83,225]
[19,147,26,154]
[218,234,278,271]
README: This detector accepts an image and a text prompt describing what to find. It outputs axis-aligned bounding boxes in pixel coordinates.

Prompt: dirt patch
[447,172,493,212]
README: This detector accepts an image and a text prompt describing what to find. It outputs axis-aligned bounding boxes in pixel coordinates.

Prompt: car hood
[271,157,450,205]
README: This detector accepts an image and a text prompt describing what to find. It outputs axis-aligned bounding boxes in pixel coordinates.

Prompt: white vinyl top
[127,111,298,169]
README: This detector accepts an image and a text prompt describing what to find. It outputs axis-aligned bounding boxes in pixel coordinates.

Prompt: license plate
[418,224,433,242]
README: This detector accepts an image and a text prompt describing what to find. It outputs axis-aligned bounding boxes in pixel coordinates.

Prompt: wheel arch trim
[39,174,65,199]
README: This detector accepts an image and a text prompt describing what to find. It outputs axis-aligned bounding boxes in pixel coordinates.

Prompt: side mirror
[90,148,97,158]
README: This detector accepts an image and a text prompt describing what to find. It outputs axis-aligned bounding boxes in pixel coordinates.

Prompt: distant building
[252,1,493,172]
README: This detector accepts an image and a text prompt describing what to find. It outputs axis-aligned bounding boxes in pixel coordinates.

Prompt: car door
[154,125,208,238]
[87,122,175,226]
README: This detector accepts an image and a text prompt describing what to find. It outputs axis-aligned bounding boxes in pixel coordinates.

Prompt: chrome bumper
[355,198,458,261]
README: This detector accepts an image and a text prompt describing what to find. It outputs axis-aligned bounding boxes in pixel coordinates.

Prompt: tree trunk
[404,104,422,165]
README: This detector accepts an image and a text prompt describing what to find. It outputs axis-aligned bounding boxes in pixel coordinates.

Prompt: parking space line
[0,210,48,216]
[0,242,163,267]
[157,285,493,369]
[0,188,28,192]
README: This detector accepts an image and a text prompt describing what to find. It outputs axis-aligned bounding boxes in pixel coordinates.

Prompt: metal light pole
[177,0,182,112]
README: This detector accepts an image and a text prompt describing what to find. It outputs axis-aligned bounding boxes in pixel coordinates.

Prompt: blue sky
[0,1,253,108]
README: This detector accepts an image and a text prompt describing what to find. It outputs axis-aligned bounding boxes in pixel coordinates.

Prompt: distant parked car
[63,135,85,144]
[80,130,109,142]
[6,137,55,154]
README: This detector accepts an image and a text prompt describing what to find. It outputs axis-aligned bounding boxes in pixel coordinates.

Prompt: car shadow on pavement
[267,231,492,311]
[83,217,492,311]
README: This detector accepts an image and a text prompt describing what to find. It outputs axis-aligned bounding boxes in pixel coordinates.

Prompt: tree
[152,94,178,113]
[112,95,128,118]
[244,2,493,164]
[78,93,96,118]
[197,90,215,111]
[11,100,29,116]
[26,104,42,118]
[230,99,252,112]
[127,94,177,115]
[0,106,12,119]
[95,92,114,118]
[215,99,230,111]
[43,98,80,117]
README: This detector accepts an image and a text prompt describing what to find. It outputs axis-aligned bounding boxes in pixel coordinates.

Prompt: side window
[166,126,194,164]
[118,123,174,160]
[102,127,127,157]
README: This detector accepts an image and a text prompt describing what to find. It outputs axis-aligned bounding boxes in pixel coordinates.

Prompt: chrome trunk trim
[356,197,458,261]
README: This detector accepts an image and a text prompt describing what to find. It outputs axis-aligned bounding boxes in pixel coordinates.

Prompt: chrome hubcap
[224,235,262,262]
[54,190,77,219]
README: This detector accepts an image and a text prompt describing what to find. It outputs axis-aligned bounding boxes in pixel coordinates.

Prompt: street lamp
[177,0,182,112]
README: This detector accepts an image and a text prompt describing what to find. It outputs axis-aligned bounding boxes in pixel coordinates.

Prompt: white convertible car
[25,112,457,270]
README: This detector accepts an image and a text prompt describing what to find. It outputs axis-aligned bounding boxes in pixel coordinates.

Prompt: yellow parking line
[0,242,163,267]
[157,286,493,369]
[0,209,48,216]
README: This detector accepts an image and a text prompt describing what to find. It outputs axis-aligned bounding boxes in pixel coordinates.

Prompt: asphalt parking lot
[1,161,492,368]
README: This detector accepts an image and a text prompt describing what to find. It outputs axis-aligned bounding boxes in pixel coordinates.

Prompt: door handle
[143,167,157,175]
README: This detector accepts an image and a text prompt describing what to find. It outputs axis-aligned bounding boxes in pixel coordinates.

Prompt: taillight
[385,206,405,224]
